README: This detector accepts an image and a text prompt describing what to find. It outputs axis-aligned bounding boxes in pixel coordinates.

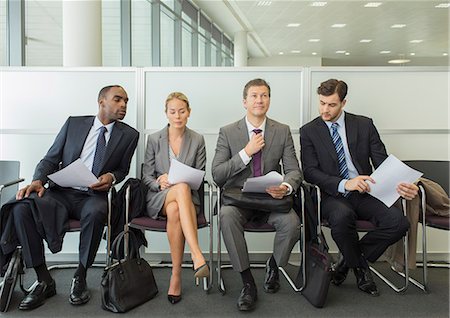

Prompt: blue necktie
[252,129,262,177]
[92,126,107,177]
[331,123,349,180]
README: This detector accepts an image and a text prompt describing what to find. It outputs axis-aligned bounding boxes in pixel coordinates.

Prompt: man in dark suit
[212,78,302,311]
[300,79,418,296]
[9,85,139,310]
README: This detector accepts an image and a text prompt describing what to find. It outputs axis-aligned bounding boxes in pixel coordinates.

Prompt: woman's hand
[157,173,172,190]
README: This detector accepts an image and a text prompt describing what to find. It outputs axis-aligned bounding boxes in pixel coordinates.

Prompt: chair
[403,160,450,292]
[216,185,307,294]
[126,180,214,291]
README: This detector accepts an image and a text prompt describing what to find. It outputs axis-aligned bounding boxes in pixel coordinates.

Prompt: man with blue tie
[212,78,302,311]
[2,85,139,310]
[300,79,418,296]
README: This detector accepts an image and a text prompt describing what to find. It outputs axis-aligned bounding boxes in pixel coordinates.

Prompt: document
[168,158,205,191]
[367,154,423,207]
[242,171,283,193]
[47,159,99,188]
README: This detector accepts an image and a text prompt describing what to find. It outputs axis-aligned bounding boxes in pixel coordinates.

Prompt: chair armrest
[0,178,25,193]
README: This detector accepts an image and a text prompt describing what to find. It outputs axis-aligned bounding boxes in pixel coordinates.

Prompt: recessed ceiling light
[257,1,272,6]
[309,39,320,42]
[364,2,382,7]
[380,50,391,54]
[388,59,411,64]
[336,50,346,54]
[310,2,327,7]
[409,39,423,43]
[410,53,416,56]
[278,52,284,55]
[345,52,350,55]
[435,3,450,8]
[331,24,346,28]
[291,50,301,53]
[391,24,406,28]
[287,23,301,27]
[360,39,372,43]
[312,52,318,55]
[443,53,449,56]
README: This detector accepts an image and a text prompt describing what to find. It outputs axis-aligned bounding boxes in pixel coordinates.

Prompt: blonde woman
[142,92,209,304]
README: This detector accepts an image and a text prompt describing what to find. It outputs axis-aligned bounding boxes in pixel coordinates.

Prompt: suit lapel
[262,118,276,174]
[315,119,339,163]
[236,118,253,174]
[178,127,192,164]
[344,113,361,172]
[73,117,94,159]
[102,121,124,169]
[159,126,171,172]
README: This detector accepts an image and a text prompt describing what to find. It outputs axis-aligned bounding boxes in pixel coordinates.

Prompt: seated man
[0,85,139,310]
[212,78,302,311]
[300,79,418,296]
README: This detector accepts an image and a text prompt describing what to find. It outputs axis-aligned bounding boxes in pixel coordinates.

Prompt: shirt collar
[245,116,266,134]
[94,116,115,132]
[325,111,346,130]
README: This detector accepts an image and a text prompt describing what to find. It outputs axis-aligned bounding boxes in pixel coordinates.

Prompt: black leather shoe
[354,267,380,296]
[168,294,182,304]
[19,279,56,310]
[263,264,280,293]
[237,283,257,311]
[332,254,349,286]
[69,276,90,305]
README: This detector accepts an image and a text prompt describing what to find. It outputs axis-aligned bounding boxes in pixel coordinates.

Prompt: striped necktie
[331,122,349,180]
[92,126,107,177]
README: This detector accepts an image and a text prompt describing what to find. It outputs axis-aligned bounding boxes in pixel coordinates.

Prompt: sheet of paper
[367,154,423,207]
[242,171,283,193]
[47,158,99,188]
[167,158,205,191]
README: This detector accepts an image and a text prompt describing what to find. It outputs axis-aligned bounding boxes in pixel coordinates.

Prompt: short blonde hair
[165,92,190,112]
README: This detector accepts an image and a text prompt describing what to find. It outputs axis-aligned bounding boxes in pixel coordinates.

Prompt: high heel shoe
[193,263,210,279]
[167,294,182,304]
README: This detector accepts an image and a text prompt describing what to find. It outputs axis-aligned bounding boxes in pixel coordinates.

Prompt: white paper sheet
[167,158,205,191]
[47,159,99,188]
[242,171,283,193]
[367,154,423,207]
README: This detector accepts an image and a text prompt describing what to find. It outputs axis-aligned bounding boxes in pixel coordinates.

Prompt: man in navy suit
[300,79,418,296]
[9,85,139,310]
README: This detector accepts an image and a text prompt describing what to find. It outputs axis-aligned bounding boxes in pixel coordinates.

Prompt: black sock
[75,264,87,280]
[34,263,52,283]
[240,268,255,286]
[268,255,277,269]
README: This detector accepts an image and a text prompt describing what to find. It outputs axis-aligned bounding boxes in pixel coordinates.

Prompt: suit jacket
[300,112,387,197]
[142,126,206,218]
[33,116,139,185]
[212,117,302,191]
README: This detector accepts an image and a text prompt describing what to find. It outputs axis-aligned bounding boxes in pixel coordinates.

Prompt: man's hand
[266,184,288,199]
[16,180,45,200]
[397,182,418,200]
[157,173,172,190]
[90,173,114,192]
[244,132,265,157]
[344,175,375,193]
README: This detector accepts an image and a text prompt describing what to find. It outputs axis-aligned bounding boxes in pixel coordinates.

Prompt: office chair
[125,180,214,291]
[216,185,307,294]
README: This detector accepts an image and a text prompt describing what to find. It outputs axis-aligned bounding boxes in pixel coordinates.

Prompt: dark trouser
[321,192,409,268]
[12,188,107,269]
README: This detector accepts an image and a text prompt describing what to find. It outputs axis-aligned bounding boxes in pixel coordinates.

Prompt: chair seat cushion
[420,213,450,230]
[130,214,209,232]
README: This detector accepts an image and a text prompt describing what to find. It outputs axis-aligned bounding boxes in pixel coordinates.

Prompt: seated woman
[142,92,209,305]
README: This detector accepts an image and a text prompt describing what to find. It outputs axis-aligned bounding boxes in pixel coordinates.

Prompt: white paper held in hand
[167,158,205,191]
[366,154,422,207]
[47,158,99,188]
[242,171,283,193]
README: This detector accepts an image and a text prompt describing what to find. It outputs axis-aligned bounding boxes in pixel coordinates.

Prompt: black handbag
[295,233,332,308]
[222,187,293,213]
[101,230,158,313]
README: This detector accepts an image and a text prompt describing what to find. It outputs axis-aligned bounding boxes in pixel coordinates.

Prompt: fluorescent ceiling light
[380,50,391,54]
[388,59,411,64]
[309,39,320,42]
[331,24,346,28]
[336,50,346,54]
[291,50,301,53]
[310,2,327,7]
[435,3,450,8]
[364,2,382,7]
[391,24,406,28]
[278,52,284,55]
[410,53,415,56]
[409,39,423,43]
[345,52,350,55]
[287,23,301,27]
[312,52,318,55]
[360,39,372,43]
[443,53,449,56]
[257,1,272,6]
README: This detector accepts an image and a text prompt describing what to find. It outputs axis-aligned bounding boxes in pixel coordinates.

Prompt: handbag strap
[109,230,140,264]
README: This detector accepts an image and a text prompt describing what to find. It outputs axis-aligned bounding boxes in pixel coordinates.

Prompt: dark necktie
[331,122,349,180]
[252,129,262,177]
[92,126,107,177]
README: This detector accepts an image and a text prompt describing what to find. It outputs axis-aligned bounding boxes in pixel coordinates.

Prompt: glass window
[0,1,6,65]
[160,0,175,11]
[102,0,121,66]
[211,42,217,66]
[181,22,192,66]
[25,1,62,66]
[198,34,206,66]
[160,8,175,66]
[132,0,152,67]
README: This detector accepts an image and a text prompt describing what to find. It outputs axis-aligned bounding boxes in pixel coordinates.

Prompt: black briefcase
[0,247,24,312]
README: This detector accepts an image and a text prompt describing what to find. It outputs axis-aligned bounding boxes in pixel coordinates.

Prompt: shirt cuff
[338,179,347,194]
[282,182,293,195]
[239,149,251,165]
[108,172,117,185]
